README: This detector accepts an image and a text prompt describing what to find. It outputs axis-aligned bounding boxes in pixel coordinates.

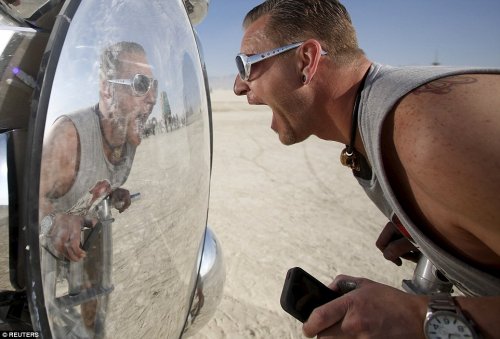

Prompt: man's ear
[298,39,324,84]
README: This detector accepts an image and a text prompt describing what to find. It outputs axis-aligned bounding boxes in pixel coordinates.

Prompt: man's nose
[144,88,157,104]
[233,75,248,96]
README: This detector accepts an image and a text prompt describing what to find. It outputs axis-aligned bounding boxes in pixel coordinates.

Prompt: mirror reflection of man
[39,41,157,261]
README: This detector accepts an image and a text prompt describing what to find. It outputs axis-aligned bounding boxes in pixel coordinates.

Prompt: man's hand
[376,221,420,266]
[110,187,131,213]
[302,275,427,338]
[47,213,97,261]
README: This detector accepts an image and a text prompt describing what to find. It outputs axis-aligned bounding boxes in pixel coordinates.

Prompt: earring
[302,74,307,84]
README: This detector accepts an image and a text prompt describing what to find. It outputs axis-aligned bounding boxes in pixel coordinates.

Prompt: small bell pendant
[340,147,360,171]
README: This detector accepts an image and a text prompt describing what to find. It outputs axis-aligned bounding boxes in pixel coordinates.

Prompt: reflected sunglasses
[107,73,158,96]
[235,41,328,81]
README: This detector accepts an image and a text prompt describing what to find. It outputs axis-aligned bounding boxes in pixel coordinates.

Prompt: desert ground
[194,90,415,338]
[0,89,416,338]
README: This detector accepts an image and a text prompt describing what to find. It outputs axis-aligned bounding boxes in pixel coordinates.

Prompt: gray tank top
[52,106,135,212]
[356,63,500,296]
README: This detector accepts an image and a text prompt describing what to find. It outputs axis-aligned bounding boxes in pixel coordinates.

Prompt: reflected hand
[110,187,131,213]
[48,213,97,261]
[375,221,420,266]
[303,275,427,338]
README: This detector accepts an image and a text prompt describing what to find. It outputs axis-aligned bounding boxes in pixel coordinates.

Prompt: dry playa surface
[0,89,416,338]
[195,90,414,338]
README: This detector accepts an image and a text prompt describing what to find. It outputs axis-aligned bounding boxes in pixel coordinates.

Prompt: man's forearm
[456,296,500,338]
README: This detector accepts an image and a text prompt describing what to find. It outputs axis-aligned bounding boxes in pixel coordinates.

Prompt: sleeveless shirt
[52,106,136,212]
[356,63,500,296]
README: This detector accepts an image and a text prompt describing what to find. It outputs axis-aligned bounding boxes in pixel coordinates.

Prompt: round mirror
[29,0,212,337]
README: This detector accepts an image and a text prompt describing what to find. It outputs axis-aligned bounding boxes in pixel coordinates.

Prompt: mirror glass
[0,133,9,290]
[37,0,210,337]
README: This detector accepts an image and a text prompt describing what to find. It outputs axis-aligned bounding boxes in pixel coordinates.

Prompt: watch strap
[428,293,459,313]
[425,293,480,339]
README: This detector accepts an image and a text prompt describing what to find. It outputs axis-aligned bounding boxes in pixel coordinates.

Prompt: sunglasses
[107,73,158,96]
[235,42,328,81]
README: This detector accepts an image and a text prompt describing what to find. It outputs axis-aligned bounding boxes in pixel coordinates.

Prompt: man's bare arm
[389,74,500,261]
[39,117,91,261]
[39,117,80,217]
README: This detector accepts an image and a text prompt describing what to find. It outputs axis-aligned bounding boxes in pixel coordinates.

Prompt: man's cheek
[127,119,142,145]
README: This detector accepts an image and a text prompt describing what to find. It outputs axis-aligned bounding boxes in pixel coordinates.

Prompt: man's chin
[271,114,297,145]
[128,134,142,147]
[277,132,296,146]
[129,121,144,146]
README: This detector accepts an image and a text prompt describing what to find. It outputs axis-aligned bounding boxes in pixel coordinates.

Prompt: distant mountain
[207,75,237,91]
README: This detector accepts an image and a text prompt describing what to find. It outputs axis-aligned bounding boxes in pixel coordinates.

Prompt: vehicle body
[0,0,224,337]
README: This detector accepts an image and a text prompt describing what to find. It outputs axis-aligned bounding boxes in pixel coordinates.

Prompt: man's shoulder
[53,105,97,134]
[390,72,500,193]
[370,64,500,101]
[46,107,95,146]
[394,73,500,139]
[62,105,96,122]
[386,74,500,260]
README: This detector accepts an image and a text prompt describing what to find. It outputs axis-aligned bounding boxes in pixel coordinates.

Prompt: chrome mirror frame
[21,2,82,335]
[183,227,225,336]
[0,0,58,332]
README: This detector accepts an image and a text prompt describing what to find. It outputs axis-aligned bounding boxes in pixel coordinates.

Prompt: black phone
[280,267,341,323]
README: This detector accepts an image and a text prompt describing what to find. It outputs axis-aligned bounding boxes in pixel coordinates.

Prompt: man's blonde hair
[243,0,363,64]
[99,41,146,80]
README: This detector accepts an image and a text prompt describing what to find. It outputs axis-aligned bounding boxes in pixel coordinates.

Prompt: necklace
[93,105,124,163]
[340,69,370,172]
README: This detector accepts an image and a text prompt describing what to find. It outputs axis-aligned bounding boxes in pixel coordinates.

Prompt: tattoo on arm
[413,76,477,95]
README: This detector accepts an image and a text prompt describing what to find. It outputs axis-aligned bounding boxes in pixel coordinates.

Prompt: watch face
[425,311,475,339]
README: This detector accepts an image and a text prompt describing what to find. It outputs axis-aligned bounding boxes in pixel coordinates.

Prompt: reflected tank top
[52,106,135,213]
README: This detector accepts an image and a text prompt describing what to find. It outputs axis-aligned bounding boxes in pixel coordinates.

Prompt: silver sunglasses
[107,73,158,96]
[235,41,327,81]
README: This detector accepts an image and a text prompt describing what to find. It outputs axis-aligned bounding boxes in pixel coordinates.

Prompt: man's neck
[95,104,126,163]
[314,59,372,156]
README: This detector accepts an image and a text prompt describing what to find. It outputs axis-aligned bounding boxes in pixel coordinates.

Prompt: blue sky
[196,0,500,77]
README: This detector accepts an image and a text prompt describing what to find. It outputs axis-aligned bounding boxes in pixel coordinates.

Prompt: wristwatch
[424,293,479,339]
[40,213,56,237]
